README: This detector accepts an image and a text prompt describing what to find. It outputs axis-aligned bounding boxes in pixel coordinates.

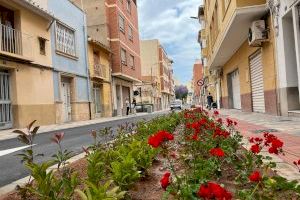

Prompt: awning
[112,73,142,83]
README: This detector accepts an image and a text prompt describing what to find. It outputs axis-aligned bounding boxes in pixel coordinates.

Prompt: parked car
[170,100,182,110]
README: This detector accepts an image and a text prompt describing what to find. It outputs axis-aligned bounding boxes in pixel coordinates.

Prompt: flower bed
[147,108,300,199]
[3,108,300,200]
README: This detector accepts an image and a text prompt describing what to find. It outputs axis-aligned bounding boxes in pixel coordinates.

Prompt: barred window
[55,22,76,57]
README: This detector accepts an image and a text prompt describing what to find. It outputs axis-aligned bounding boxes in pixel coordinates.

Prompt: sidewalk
[219,109,300,181]
[0,110,169,141]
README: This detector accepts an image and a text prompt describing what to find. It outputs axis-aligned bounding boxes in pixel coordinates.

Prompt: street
[0,112,169,188]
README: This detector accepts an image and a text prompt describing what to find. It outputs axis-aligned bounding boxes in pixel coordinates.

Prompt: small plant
[86,149,105,185]
[76,180,126,200]
[110,154,141,190]
[14,120,43,199]
[51,132,73,170]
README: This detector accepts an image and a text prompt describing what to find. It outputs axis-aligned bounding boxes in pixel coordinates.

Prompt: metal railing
[94,64,107,79]
[0,24,33,59]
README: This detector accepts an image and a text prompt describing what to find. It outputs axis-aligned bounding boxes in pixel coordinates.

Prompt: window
[129,54,134,68]
[121,48,127,65]
[126,0,131,14]
[55,22,76,56]
[38,37,46,55]
[119,15,125,33]
[128,26,133,41]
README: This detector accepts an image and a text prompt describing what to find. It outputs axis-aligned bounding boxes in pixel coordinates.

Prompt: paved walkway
[0,110,169,141]
[219,109,300,181]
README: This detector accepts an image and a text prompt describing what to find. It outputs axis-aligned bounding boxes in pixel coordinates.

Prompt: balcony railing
[0,24,33,60]
[94,64,107,79]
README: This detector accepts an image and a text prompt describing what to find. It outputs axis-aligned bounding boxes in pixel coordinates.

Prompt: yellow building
[0,0,55,129]
[87,39,113,118]
[199,0,278,115]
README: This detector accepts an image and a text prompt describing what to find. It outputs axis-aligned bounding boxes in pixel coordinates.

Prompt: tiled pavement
[219,109,300,181]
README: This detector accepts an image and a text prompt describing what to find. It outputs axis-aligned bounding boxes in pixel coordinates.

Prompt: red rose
[197,182,232,200]
[197,184,211,198]
[148,131,174,148]
[210,148,225,157]
[160,172,171,190]
[250,144,260,154]
[249,171,262,182]
[298,160,300,165]
[214,110,219,116]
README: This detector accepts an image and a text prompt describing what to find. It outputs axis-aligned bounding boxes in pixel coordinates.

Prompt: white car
[170,100,182,110]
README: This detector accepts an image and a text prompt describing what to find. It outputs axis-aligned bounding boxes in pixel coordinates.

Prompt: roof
[11,0,55,20]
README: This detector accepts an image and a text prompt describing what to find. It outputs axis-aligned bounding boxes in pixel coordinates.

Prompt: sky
[137,0,202,85]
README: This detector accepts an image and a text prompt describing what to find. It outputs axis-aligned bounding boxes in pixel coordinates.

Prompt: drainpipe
[83,13,92,120]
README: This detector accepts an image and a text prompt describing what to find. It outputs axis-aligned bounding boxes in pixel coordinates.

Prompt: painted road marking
[0,144,36,157]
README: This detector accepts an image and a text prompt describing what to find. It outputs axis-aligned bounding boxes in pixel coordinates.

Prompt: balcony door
[0,6,19,54]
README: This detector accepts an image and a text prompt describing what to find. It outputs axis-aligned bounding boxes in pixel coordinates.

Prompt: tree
[175,85,188,100]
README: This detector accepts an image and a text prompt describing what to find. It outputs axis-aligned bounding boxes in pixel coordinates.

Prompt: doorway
[0,70,12,129]
[228,70,241,109]
[61,80,71,122]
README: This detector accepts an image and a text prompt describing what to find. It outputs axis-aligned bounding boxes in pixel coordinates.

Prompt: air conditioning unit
[248,20,268,46]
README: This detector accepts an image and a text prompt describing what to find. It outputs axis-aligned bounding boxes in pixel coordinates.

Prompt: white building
[269,0,300,116]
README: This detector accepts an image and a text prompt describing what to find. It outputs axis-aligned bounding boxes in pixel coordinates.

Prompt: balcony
[93,64,107,80]
[0,24,33,61]
[202,47,208,57]
[208,0,267,69]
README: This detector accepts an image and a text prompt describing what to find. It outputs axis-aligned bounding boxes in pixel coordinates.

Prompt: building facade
[71,0,113,118]
[0,0,56,129]
[200,0,278,115]
[192,59,203,105]
[137,39,162,111]
[106,0,141,116]
[269,0,300,117]
[47,0,91,124]
[159,44,174,109]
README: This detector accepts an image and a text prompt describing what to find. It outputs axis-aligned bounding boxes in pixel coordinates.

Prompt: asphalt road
[0,111,169,188]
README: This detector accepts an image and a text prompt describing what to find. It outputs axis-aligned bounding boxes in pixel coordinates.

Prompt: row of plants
[148,108,300,199]
[13,112,181,200]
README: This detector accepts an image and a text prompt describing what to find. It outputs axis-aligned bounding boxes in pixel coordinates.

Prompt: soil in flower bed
[128,159,173,200]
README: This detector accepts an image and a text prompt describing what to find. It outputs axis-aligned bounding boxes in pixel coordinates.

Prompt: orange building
[193,59,203,104]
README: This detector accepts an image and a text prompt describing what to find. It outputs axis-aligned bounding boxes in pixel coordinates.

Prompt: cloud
[138,0,202,85]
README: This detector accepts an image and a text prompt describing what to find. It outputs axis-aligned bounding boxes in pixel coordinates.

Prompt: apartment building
[199,0,278,115]
[269,0,300,117]
[71,0,113,118]
[0,0,55,129]
[159,44,174,109]
[137,39,162,111]
[72,0,141,116]
[193,59,203,105]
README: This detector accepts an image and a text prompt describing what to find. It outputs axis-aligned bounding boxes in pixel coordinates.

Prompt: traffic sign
[197,79,204,86]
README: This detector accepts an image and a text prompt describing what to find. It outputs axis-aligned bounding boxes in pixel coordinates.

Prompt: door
[0,71,12,129]
[231,70,241,109]
[250,51,265,113]
[122,86,130,115]
[93,87,101,115]
[61,82,71,122]
[116,85,122,116]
